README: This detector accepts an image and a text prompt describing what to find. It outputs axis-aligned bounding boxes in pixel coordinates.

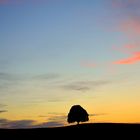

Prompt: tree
[67,105,89,125]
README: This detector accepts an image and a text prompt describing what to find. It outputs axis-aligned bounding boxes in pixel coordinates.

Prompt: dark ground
[0,123,140,139]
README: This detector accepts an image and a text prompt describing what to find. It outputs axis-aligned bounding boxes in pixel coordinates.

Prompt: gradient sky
[0,0,140,128]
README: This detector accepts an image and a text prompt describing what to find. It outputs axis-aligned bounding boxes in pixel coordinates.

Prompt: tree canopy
[67,105,89,124]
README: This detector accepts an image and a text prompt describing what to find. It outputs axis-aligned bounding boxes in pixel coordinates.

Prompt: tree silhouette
[67,105,89,125]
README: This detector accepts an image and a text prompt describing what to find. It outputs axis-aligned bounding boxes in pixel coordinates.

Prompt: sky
[0,0,140,128]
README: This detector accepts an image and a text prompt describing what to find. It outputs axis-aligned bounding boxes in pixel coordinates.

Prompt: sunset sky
[0,0,140,128]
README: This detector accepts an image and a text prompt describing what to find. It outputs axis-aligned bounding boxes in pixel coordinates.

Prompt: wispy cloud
[0,104,7,107]
[0,72,61,94]
[117,0,140,39]
[0,110,7,113]
[0,118,64,129]
[112,43,139,54]
[63,80,110,92]
[113,51,140,64]
[0,112,66,128]
[111,0,140,14]
[0,72,16,81]
[0,103,7,113]
[33,73,60,81]
[47,115,66,122]
[120,19,140,37]
[35,121,64,128]
[112,43,140,65]
[0,72,23,92]
[110,0,140,66]
[0,119,36,129]
[89,113,108,116]
[39,112,66,122]
[0,72,60,84]
[38,113,66,127]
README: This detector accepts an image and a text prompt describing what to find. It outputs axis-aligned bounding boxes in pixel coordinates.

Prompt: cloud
[0,72,59,93]
[39,113,66,122]
[0,104,7,113]
[112,43,140,65]
[112,0,140,39]
[115,0,140,39]
[113,51,140,64]
[120,19,140,36]
[38,115,48,118]
[111,0,140,14]
[33,73,60,81]
[47,115,66,122]
[63,80,110,92]
[0,72,15,81]
[110,0,140,66]
[0,110,7,113]
[123,44,138,49]
[38,114,66,128]
[112,41,140,65]
[0,104,7,107]
[38,113,66,128]
[0,113,66,128]
[0,118,65,129]
[0,72,61,82]
[63,84,90,92]
[34,121,64,128]
[0,72,23,92]
[112,43,139,54]
[89,113,107,116]
[0,119,36,129]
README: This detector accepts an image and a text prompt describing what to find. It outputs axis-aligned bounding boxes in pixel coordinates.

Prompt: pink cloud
[120,19,140,36]
[112,0,140,9]
[112,43,140,65]
[112,44,138,54]
[124,44,137,49]
[113,51,140,64]
[110,0,140,66]
[111,0,140,37]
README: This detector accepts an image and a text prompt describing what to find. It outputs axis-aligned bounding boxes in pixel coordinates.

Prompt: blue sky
[0,0,140,128]
[0,0,128,76]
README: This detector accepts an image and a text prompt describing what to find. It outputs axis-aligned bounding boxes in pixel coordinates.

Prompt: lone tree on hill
[67,105,89,125]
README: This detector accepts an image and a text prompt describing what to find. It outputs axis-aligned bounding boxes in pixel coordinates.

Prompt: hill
[0,123,140,139]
